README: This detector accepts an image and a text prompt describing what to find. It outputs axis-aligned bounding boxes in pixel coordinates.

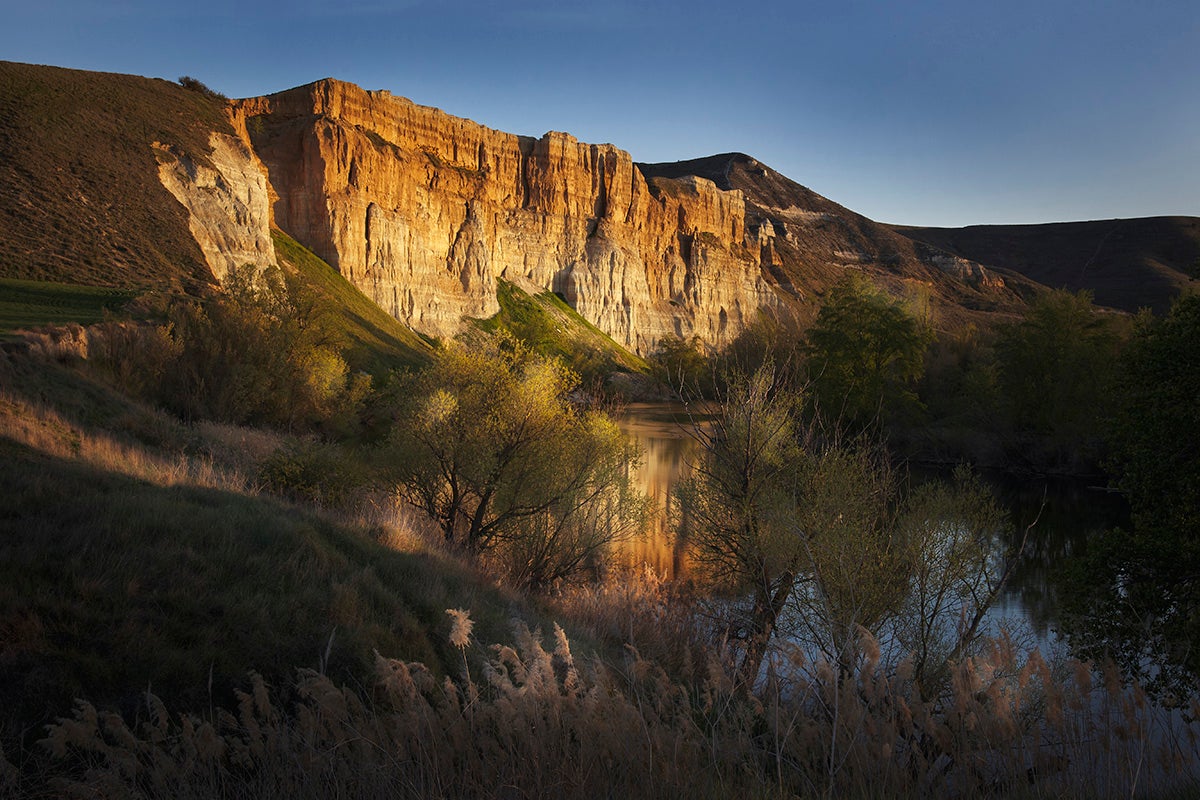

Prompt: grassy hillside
[475,279,648,379]
[0,349,527,745]
[272,230,432,374]
[0,61,230,291]
[0,278,139,337]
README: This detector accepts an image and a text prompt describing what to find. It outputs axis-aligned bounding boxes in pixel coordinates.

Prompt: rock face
[231,80,778,354]
[154,133,276,281]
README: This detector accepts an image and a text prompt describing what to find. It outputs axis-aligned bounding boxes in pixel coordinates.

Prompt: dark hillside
[893,217,1200,314]
[0,61,230,291]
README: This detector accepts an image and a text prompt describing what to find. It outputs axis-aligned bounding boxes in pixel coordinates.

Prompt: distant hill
[892,217,1200,314]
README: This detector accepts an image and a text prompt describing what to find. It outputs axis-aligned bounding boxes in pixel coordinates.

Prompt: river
[613,402,1131,645]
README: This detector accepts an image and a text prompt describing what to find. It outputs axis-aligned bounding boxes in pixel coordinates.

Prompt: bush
[90,265,357,430]
[259,440,369,508]
[177,76,227,101]
[803,275,932,430]
[388,342,647,589]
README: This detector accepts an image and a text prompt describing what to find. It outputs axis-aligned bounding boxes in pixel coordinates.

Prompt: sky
[3,0,1197,227]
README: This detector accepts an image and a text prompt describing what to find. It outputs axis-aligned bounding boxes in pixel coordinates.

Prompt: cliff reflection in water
[615,404,1131,647]
[614,403,713,579]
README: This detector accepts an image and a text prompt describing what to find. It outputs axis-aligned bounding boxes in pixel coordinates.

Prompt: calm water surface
[614,402,1131,645]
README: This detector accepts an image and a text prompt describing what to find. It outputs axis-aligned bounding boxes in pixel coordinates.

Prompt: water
[613,405,1198,794]
[614,402,1131,644]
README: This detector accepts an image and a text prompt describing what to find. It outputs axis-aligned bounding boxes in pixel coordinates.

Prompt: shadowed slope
[894,217,1200,313]
[639,153,1039,326]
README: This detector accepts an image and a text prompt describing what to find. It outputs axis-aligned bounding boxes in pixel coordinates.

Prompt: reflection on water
[616,404,1131,642]
[986,475,1129,638]
[613,403,711,578]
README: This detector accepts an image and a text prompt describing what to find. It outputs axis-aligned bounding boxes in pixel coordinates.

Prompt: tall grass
[0,387,253,493]
[4,326,1198,798]
[18,614,1200,800]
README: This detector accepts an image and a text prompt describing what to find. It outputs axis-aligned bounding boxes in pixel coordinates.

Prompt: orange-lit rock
[231,80,778,353]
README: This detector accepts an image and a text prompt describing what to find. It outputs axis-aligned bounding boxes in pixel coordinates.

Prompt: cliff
[10,62,1158,357]
[231,80,778,354]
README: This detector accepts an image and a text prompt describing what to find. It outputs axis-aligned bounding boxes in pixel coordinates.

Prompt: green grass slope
[476,279,648,379]
[0,61,230,291]
[0,278,138,337]
[272,230,433,374]
[0,352,524,744]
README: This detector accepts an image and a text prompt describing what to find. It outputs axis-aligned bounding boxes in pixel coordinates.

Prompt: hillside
[638,153,1043,327]
[5,60,1194,364]
[893,217,1200,314]
[0,61,229,291]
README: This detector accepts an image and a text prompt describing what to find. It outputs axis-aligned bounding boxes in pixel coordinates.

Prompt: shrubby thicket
[651,278,1134,474]
[11,258,1200,797]
[679,363,1012,694]
[93,264,367,429]
[1063,293,1200,698]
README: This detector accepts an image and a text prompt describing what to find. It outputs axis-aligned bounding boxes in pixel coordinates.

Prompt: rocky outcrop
[154,133,276,281]
[231,80,778,353]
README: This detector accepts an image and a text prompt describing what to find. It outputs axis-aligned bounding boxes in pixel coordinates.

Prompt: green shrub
[259,440,369,508]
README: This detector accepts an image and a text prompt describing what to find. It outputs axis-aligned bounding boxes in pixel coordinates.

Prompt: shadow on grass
[0,434,513,748]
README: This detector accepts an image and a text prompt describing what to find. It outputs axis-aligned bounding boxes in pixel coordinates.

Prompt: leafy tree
[123,264,353,428]
[803,275,932,429]
[650,334,713,398]
[994,289,1127,466]
[1063,293,1200,697]
[717,312,805,388]
[918,324,1002,427]
[389,343,645,588]
[677,364,806,686]
[891,467,1012,692]
[679,363,1011,689]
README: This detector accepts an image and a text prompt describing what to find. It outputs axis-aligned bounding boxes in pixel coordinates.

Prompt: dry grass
[4,325,1198,798]
[16,615,1199,800]
[0,385,252,494]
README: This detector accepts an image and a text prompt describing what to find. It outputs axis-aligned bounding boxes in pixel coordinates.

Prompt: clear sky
[3,0,1197,227]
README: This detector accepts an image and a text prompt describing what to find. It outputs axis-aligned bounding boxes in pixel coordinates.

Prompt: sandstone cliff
[231,80,778,354]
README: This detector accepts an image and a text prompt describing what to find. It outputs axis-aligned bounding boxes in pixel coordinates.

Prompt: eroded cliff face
[231,80,777,353]
[154,132,276,281]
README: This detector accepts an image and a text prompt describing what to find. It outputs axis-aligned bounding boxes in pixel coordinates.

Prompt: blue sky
[3,0,1197,227]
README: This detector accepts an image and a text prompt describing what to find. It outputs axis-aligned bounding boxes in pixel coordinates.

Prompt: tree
[146,264,351,427]
[680,364,1013,691]
[994,289,1127,465]
[803,275,932,429]
[389,343,645,588]
[650,334,713,398]
[677,364,806,686]
[891,467,1012,692]
[1063,293,1200,697]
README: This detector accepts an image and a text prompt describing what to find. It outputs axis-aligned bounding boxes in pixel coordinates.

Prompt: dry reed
[27,613,1200,800]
